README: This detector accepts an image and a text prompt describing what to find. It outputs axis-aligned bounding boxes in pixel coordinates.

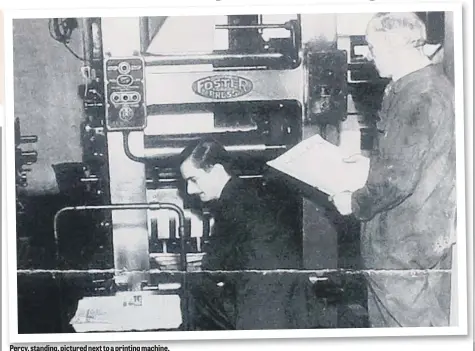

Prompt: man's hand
[329,191,353,216]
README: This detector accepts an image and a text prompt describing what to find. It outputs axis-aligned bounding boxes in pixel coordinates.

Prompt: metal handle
[20,135,38,144]
[53,202,188,271]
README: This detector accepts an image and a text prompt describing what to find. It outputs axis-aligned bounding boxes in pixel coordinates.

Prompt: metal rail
[53,202,188,272]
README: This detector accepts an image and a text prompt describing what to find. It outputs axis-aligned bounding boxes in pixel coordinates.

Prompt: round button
[118,62,131,74]
[119,107,134,121]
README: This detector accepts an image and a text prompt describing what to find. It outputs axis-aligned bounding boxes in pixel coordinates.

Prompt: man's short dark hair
[180,137,233,173]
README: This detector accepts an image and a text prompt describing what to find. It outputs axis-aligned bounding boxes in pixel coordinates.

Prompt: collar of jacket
[207,176,243,213]
[389,63,440,95]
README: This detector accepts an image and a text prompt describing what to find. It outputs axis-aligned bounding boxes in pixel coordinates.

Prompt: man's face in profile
[180,158,222,202]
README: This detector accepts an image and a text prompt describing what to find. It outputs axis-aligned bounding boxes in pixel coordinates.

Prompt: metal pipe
[289,20,300,63]
[215,23,290,30]
[53,202,188,272]
[81,18,93,63]
[123,132,147,164]
[143,52,284,66]
[140,17,150,53]
[257,15,264,35]
[124,131,287,162]
[238,175,263,179]
[143,144,287,158]
[91,20,103,61]
[143,131,262,147]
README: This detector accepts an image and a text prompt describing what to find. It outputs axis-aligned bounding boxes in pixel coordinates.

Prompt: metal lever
[19,135,38,144]
[20,150,38,165]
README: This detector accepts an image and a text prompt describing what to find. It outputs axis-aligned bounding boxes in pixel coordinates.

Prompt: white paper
[267,134,370,196]
[71,293,182,332]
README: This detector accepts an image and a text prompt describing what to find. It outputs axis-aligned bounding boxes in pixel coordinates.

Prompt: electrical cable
[48,18,87,62]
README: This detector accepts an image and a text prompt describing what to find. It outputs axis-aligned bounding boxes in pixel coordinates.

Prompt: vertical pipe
[443,11,454,84]
[81,18,92,63]
[140,17,150,53]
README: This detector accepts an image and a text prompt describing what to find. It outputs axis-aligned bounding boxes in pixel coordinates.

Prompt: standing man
[331,12,456,327]
[179,138,325,330]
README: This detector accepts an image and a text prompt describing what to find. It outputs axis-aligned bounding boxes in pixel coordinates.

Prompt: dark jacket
[202,177,302,271]
[190,177,325,330]
[351,64,456,327]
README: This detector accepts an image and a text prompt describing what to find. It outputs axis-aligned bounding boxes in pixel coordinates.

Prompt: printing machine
[16,15,368,332]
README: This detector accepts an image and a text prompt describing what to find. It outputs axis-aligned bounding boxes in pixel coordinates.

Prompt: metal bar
[19,136,38,143]
[140,17,150,53]
[215,23,289,30]
[17,268,450,275]
[142,144,287,159]
[238,175,264,179]
[53,203,188,272]
[80,177,99,183]
[143,52,284,66]
[143,131,263,148]
[91,20,102,60]
[145,175,261,187]
[81,18,92,62]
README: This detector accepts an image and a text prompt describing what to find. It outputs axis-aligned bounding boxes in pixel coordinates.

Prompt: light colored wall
[13,19,84,195]
[1,12,4,104]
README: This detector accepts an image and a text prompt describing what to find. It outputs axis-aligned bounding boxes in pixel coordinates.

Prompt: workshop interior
[13,12,453,333]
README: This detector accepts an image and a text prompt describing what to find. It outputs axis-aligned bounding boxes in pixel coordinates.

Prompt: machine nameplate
[146,68,304,105]
[192,75,253,100]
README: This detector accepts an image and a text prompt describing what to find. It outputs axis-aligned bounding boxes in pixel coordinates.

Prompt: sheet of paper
[267,134,370,196]
[71,293,182,332]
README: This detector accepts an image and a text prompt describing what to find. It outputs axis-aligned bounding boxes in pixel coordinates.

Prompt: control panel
[104,57,147,131]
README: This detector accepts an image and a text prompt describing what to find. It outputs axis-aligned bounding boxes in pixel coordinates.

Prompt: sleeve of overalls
[351,92,442,221]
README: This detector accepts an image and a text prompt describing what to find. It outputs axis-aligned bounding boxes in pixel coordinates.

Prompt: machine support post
[100,17,150,291]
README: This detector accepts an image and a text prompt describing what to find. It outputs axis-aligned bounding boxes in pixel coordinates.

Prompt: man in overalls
[331,12,456,327]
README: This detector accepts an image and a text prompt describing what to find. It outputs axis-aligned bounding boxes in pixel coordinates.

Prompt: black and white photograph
[3,3,468,343]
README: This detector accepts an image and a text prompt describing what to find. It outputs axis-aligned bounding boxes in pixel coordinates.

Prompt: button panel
[104,57,147,131]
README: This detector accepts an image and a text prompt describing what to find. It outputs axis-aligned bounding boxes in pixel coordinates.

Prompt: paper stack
[71,292,182,332]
